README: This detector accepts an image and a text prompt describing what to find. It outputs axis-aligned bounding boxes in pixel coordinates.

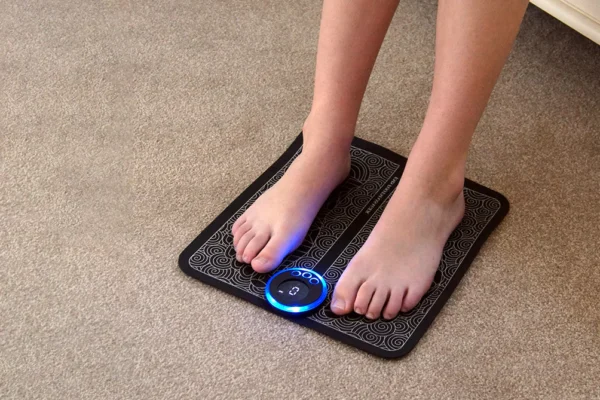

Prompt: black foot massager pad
[179,134,509,358]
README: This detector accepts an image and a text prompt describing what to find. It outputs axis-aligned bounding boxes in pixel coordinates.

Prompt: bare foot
[232,124,350,273]
[330,162,465,320]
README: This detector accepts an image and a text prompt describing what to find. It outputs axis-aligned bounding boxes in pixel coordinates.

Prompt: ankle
[302,109,356,153]
[308,100,359,131]
[297,145,351,179]
[401,158,465,205]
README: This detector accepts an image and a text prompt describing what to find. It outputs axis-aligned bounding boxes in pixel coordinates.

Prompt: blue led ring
[265,268,328,314]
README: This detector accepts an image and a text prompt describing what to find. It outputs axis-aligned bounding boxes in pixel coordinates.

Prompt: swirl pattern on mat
[188,146,399,298]
[187,142,501,353]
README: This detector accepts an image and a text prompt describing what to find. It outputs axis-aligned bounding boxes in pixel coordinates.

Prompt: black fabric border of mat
[178,133,509,359]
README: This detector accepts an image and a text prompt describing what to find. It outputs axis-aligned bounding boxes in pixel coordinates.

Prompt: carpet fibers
[1,1,599,399]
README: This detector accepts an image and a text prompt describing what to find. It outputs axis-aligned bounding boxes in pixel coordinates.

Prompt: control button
[265,268,328,315]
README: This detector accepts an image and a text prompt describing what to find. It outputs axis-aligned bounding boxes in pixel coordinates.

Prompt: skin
[233,0,528,320]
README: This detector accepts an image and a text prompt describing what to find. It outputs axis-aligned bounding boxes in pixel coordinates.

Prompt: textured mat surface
[180,136,509,357]
[2,0,599,398]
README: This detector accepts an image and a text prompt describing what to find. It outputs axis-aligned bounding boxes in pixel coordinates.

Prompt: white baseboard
[530,0,600,44]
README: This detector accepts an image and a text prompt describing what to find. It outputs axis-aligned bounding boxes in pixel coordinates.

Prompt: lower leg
[332,0,528,319]
[232,0,399,272]
[304,0,400,154]
[407,0,529,189]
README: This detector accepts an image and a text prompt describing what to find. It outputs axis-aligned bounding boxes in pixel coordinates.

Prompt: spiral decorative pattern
[186,141,502,354]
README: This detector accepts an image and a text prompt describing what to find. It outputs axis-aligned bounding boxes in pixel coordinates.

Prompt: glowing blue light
[265,268,328,314]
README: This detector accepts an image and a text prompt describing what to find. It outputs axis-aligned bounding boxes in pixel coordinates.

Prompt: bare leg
[332,0,528,319]
[232,0,399,272]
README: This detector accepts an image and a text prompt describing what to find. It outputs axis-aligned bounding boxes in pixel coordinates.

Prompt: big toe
[330,267,364,315]
[251,233,295,273]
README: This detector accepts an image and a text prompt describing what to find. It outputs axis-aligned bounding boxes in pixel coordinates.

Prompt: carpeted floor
[1,1,599,399]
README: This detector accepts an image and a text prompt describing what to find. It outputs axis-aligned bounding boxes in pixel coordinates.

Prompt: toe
[400,286,427,312]
[353,281,375,315]
[235,231,255,263]
[233,221,252,249]
[330,268,364,315]
[383,288,406,320]
[231,215,246,235]
[242,231,270,264]
[366,288,390,320]
[251,233,295,273]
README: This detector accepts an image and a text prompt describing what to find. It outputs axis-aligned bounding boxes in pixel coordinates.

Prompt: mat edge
[178,133,510,359]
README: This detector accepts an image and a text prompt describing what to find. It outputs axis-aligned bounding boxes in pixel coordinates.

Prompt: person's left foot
[330,162,465,320]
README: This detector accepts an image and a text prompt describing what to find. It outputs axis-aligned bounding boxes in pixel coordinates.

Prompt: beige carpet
[2,0,599,399]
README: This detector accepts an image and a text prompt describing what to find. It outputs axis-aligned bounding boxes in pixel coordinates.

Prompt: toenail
[331,299,345,311]
[355,307,363,315]
[253,257,266,266]
[366,313,375,319]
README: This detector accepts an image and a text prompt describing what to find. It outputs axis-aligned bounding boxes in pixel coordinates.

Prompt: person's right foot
[232,130,350,273]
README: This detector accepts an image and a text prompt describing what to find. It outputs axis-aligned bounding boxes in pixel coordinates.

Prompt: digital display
[275,279,309,302]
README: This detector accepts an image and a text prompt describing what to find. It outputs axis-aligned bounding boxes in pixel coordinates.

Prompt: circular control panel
[265,268,327,314]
